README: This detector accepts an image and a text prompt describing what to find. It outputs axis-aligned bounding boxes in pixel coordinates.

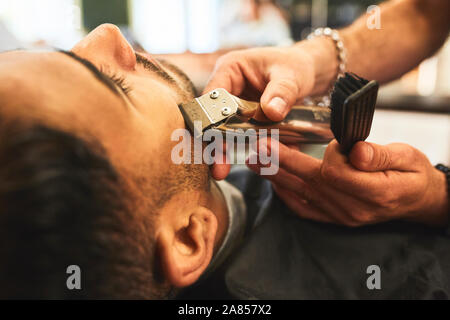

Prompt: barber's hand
[205,39,337,181]
[203,46,316,122]
[207,45,318,180]
[247,139,449,227]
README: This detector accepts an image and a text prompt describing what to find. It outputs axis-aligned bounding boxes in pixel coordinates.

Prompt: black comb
[330,72,379,154]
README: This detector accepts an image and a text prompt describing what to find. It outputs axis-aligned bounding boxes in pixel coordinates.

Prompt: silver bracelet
[304,27,347,107]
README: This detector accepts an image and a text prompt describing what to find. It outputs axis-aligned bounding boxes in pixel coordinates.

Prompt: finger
[210,141,231,180]
[272,185,335,224]
[203,70,237,96]
[272,177,355,223]
[260,68,299,121]
[210,163,231,181]
[321,141,423,212]
[246,164,306,194]
[263,166,337,204]
[252,108,272,122]
[249,159,353,219]
[203,55,246,96]
[263,138,321,181]
[273,182,376,226]
[322,139,350,165]
[321,140,385,192]
[247,150,347,219]
[247,151,319,203]
[263,167,345,220]
[273,166,373,218]
[263,142,377,225]
[349,141,425,172]
[284,143,302,152]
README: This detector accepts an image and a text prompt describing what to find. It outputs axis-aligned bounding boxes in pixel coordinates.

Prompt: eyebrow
[60,50,192,102]
[135,52,178,86]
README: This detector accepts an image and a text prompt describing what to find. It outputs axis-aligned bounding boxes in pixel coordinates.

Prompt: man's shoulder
[225,166,274,233]
[225,165,269,196]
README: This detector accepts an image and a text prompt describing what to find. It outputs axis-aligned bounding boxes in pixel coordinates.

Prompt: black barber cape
[178,168,450,299]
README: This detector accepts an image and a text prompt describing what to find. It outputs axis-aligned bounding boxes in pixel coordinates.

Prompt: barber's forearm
[341,0,450,84]
[298,0,450,95]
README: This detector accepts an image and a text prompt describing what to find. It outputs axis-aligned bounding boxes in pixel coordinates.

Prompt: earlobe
[157,208,218,287]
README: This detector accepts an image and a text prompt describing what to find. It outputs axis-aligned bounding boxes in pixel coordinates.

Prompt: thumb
[349,141,421,172]
[260,72,299,122]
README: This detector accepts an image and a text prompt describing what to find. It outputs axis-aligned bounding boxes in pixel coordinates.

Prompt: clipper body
[179,73,378,152]
[179,89,334,145]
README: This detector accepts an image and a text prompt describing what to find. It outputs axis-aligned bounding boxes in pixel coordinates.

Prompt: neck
[206,180,229,253]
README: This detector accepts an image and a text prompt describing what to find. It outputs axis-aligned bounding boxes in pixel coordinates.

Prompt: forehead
[0,51,129,134]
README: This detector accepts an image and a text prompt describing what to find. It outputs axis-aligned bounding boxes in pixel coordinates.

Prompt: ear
[157,207,218,287]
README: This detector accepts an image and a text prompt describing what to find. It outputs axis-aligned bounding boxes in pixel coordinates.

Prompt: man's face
[0,23,203,199]
[0,25,227,294]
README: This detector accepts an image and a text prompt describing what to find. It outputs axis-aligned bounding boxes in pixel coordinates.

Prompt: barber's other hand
[248,140,449,227]
[203,46,316,122]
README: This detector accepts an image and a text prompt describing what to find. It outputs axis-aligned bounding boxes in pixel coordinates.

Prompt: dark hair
[0,120,156,299]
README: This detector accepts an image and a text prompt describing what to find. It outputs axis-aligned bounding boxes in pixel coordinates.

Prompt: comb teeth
[330,73,379,154]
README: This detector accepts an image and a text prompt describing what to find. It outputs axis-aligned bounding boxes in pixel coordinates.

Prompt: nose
[72,24,136,70]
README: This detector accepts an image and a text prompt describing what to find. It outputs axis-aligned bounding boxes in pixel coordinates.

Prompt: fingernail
[364,144,374,163]
[268,97,288,118]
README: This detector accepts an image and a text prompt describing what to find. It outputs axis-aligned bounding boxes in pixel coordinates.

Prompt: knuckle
[371,188,387,203]
[408,145,427,164]
[376,149,392,169]
[320,164,340,186]
[298,187,314,202]
[396,144,416,164]
[381,197,399,211]
[309,170,322,186]
[347,211,373,227]
[215,54,234,69]
[355,212,372,224]
[372,188,399,211]
[275,78,297,94]
[401,144,416,157]
[217,51,241,66]
[328,139,340,150]
[344,220,363,228]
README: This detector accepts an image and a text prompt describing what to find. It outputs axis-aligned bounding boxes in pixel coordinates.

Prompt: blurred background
[0,0,448,163]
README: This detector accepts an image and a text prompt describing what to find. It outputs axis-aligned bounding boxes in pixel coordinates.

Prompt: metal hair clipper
[179,73,379,153]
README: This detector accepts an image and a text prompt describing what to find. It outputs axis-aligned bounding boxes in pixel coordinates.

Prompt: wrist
[408,168,449,227]
[294,37,339,96]
[428,168,449,226]
[433,166,450,223]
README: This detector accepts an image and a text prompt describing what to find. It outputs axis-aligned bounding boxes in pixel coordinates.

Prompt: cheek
[140,99,186,145]
[132,97,187,162]
[143,93,187,138]
[132,80,186,130]
[165,103,187,132]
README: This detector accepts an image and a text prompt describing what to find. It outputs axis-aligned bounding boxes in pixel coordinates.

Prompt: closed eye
[98,65,133,96]
[107,73,132,95]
